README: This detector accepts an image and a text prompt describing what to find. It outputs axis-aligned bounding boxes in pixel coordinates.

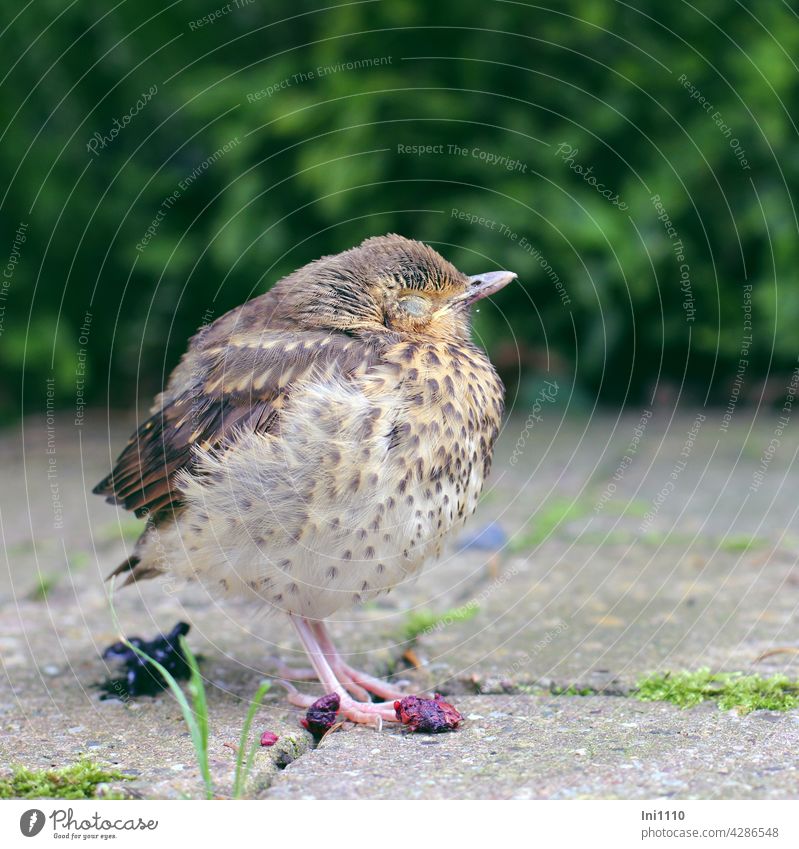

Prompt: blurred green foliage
[1,0,797,416]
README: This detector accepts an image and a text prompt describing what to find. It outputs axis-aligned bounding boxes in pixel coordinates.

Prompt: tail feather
[106,553,159,587]
[107,554,139,580]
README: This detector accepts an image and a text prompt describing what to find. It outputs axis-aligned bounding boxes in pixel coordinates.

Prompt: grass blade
[108,580,214,799]
[179,635,213,798]
[232,681,271,799]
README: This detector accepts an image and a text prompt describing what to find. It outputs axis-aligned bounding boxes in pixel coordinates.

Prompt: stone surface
[1,409,798,798]
[265,696,799,800]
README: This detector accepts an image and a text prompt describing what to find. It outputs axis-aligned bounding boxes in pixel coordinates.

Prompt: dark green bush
[1,1,795,415]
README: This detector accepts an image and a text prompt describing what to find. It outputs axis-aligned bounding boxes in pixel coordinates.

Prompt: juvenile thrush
[95,234,515,725]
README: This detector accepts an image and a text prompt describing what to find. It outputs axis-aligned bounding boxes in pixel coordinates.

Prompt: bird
[94,234,516,726]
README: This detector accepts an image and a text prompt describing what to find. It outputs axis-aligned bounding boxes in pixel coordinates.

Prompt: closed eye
[397,295,430,316]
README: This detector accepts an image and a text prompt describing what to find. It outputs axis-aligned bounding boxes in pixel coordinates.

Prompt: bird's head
[270,234,516,342]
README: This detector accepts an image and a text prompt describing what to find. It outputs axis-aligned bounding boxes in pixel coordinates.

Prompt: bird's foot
[338,696,397,729]
[329,658,409,701]
[287,615,413,729]
[310,620,410,700]
[279,680,397,729]
[270,656,375,701]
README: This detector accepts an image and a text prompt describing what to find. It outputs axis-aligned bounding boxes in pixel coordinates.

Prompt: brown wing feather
[93,328,379,519]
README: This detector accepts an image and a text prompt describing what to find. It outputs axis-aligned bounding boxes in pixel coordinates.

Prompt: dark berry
[300,692,340,735]
[260,731,279,747]
[394,693,463,733]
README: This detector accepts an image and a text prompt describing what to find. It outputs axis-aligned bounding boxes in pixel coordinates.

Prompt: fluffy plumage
[95,234,515,724]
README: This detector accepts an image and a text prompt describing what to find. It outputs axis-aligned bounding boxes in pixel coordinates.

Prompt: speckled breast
[155,338,504,619]
[375,338,505,538]
[306,337,506,610]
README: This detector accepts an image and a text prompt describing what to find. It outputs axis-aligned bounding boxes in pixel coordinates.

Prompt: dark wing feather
[93,329,379,519]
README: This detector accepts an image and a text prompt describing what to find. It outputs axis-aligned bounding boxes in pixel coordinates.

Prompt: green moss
[632,532,767,551]
[402,604,479,641]
[603,499,650,518]
[510,496,653,552]
[639,531,671,546]
[718,535,767,552]
[29,573,58,600]
[550,684,596,696]
[67,550,91,571]
[636,668,799,714]
[0,759,129,799]
[510,497,588,551]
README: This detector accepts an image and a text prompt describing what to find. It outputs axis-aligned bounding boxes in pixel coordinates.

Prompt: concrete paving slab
[2,411,798,799]
[264,696,799,800]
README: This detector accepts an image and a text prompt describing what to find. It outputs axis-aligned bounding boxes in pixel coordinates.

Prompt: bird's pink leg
[306,623,371,701]
[311,621,409,700]
[267,656,317,682]
[289,615,398,727]
[274,679,316,707]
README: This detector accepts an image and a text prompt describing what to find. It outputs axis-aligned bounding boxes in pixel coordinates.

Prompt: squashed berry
[100,621,192,698]
[300,692,340,735]
[394,693,463,733]
[260,730,279,746]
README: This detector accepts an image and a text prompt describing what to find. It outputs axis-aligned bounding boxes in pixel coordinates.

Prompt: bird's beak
[454,270,517,307]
